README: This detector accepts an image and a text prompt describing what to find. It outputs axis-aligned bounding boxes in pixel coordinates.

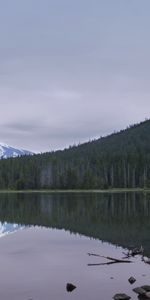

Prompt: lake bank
[0,188,149,193]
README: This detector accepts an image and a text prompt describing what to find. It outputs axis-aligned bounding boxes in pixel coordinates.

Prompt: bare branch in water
[87,253,132,266]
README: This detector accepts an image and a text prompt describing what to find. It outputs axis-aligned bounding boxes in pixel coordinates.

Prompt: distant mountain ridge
[0,142,33,159]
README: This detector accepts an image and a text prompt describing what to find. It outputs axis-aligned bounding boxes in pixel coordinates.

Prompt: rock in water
[133,287,146,295]
[141,286,150,292]
[113,293,131,300]
[145,292,150,299]
[138,292,150,299]
[66,283,76,292]
[128,276,136,284]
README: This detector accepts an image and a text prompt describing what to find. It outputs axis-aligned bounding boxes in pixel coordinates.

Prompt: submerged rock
[113,293,131,300]
[128,276,136,284]
[145,292,150,298]
[138,292,150,300]
[133,287,146,295]
[141,286,150,292]
[66,283,76,292]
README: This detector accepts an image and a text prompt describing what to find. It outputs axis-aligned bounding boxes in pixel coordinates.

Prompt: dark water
[0,192,150,300]
[0,192,150,254]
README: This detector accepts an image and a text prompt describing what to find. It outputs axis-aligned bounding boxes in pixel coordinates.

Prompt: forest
[0,119,150,189]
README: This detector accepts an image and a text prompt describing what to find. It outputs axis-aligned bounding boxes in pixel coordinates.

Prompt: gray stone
[133,287,146,295]
[138,292,150,300]
[113,293,131,300]
[128,276,136,284]
[145,292,150,298]
[66,283,76,292]
[141,286,150,292]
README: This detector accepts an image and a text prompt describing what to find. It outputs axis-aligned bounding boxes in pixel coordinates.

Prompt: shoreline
[0,188,149,193]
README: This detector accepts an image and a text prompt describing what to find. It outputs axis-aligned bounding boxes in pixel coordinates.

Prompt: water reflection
[0,192,150,255]
[0,222,24,237]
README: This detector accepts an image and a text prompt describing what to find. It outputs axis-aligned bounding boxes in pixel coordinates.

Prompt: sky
[0,0,150,152]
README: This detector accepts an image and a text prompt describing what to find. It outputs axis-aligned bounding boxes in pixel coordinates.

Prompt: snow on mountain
[0,222,25,238]
[0,142,33,159]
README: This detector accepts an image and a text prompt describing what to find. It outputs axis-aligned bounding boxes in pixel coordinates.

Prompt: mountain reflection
[0,192,150,255]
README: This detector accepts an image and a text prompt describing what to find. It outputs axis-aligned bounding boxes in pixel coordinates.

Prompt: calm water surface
[0,192,150,300]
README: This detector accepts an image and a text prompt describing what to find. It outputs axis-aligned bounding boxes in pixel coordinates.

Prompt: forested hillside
[0,119,150,189]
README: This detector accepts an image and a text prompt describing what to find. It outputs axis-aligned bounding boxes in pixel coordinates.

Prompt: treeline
[0,119,150,189]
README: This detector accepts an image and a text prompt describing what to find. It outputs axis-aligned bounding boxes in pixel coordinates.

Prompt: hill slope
[0,119,150,189]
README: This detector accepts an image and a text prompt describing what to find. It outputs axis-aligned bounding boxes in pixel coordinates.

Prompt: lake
[0,192,150,300]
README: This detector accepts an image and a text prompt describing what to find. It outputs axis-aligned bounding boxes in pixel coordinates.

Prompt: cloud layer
[0,0,150,151]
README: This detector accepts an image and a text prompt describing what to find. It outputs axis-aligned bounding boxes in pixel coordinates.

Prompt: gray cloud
[0,0,150,152]
[4,122,38,133]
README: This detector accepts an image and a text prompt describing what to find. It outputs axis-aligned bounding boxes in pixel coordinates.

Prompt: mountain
[0,142,33,159]
[0,119,150,189]
[0,221,25,238]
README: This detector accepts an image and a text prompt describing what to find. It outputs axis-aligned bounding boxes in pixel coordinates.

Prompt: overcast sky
[0,0,150,152]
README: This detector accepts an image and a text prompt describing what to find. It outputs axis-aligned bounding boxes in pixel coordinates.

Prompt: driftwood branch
[88,262,120,266]
[87,253,102,257]
[87,253,132,266]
